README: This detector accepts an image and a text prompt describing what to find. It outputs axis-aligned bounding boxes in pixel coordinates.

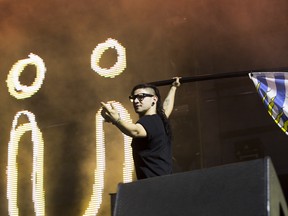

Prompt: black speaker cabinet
[113,157,288,216]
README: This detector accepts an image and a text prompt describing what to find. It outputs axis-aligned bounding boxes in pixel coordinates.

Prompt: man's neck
[138,109,157,118]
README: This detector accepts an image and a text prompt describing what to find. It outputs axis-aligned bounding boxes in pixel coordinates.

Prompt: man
[101,77,180,180]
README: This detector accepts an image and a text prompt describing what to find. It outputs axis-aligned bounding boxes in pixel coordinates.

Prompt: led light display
[91,38,126,78]
[7,111,45,216]
[6,53,46,99]
[6,39,132,216]
[83,101,133,216]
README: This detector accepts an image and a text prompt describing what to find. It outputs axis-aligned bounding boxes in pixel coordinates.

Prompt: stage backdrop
[1,0,288,215]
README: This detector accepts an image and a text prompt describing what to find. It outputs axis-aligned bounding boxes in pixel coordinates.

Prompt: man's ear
[152,96,158,105]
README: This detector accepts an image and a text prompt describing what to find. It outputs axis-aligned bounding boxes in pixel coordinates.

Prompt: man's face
[131,88,157,114]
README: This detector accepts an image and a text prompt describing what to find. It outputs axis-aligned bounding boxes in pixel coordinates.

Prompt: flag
[249,72,288,135]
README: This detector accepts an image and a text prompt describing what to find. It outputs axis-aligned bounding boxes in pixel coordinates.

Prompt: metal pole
[148,67,288,86]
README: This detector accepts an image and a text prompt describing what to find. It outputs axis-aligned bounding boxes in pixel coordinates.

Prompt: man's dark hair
[131,83,172,139]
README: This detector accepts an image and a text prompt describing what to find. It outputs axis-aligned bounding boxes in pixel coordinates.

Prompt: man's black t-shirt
[131,114,172,179]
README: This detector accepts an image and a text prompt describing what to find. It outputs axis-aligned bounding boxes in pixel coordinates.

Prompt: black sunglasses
[129,93,154,102]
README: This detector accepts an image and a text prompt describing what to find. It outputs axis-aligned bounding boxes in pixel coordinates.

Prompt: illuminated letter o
[6,53,46,99]
[91,38,126,78]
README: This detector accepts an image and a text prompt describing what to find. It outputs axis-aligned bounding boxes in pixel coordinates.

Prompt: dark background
[1,0,288,215]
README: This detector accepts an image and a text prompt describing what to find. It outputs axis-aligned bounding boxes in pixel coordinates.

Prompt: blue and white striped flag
[249,72,288,135]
